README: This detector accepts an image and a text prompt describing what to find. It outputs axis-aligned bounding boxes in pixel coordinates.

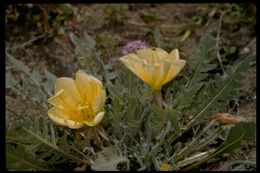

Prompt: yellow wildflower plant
[119,48,186,91]
[47,70,106,129]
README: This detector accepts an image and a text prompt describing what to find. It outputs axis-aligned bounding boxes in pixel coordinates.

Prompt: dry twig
[6,33,48,51]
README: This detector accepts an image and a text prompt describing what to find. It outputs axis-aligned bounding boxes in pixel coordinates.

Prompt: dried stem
[172,120,216,161]
[6,33,48,51]
[216,11,228,77]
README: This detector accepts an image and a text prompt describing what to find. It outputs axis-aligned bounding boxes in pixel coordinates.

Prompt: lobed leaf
[91,146,130,171]
[6,52,31,75]
[216,122,256,155]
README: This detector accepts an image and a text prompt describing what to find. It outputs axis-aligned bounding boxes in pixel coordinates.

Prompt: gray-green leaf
[6,52,31,75]
[167,109,181,135]
[91,146,129,171]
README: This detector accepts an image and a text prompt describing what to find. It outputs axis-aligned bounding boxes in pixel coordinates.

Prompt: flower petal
[84,111,105,127]
[167,49,180,61]
[162,60,186,85]
[93,90,106,113]
[148,60,172,90]
[48,105,76,120]
[55,77,82,108]
[48,89,65,106]
[152,60,170,90]
[154,48,168,60]
[120,54,150,83]
[136,48,168,63]
[48,107,84,129]
[143,63,164,90]
[75,70,103,106]
[48,90,79,114]
[136,48,154,63]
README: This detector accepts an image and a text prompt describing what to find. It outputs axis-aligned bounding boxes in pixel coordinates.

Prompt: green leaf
[108,84,123,102]
[216,122,256,155]
[6,144,49,171]
[167,109,181,135]
[6,52,31,75]
[187,54,254,127]
[126,97,139,122]
[31,67,41,85]
[6,71,17,88]
[175,83,204,111]
[104,62,113,71]
[84,31,96,50]
[112,96,122,125]
[187,35,217,88]
[43,69,56,96]
[107,71,119,81]
[91,146,130,171]
[153,27,162,48]
[150,106,167,134]
[21,75,29,97]
[68,32,93,73]
[6,117,90,171]
[125,97,140,131]
[68,32,85,53]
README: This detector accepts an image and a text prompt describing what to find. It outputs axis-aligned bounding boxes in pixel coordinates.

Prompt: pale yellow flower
[119,48,186,90]
[47,70,106,129]
[160,163,171,171]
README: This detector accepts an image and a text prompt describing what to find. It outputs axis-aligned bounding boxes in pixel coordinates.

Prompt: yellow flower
[47,70,106,129]
[119,48,186,90]
[160,163,171,171]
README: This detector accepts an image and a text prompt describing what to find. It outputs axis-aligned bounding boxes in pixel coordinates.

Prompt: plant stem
[172,120,215,161]
[153,90,163,108]
[152,90,169,109]
[92,127,102,148]
[128,72,133,97]
[216,10,228,77]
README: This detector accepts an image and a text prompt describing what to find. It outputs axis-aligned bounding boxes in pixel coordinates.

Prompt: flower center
[76,103,94,121]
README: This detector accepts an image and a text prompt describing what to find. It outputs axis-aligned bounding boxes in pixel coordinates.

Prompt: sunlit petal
[93,90,106,113]
[143,62,166,90]
[48,89,65,106]
[55,77,82,108]
[84,111,105,127]
[120,55,148,82]
[75,70,102,105]
[154,48,168,60]
[167,49,180,61]
[48,107,84,129]
[162,60,186,85]
[136,48,153,63]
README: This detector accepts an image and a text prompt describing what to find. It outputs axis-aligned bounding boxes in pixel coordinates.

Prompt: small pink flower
[121,40,148,55]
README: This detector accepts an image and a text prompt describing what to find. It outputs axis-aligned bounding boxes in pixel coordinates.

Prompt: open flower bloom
[47,70,106,129]
[119,48,186,90]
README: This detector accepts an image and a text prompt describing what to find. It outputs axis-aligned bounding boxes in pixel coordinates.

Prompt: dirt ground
[5,3,256,171]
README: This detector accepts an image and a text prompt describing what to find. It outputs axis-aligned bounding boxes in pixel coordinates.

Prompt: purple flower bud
[121,40,148,55]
